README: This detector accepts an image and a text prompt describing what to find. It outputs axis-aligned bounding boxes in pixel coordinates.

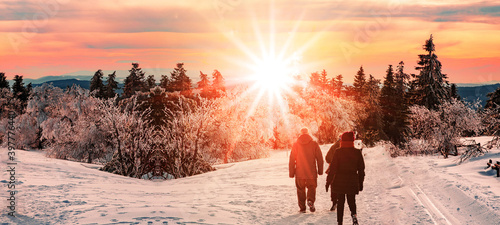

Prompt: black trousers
[337,193,356,224]
[330,184,338,203]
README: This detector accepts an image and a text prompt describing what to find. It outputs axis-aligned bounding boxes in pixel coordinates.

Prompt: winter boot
[330,202,337,211]
[307,200,316,212]
[352,214,358,225]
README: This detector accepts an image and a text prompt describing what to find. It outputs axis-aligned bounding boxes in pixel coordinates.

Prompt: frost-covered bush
[288,87,360,144]
[408,99,484,157]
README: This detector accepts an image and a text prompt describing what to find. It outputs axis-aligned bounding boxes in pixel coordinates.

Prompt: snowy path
[1,139,500,224]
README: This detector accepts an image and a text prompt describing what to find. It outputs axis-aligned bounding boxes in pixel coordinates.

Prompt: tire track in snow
[402,175,454,225]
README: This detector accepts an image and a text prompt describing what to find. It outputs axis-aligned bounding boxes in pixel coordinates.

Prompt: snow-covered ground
[1,137,500,224]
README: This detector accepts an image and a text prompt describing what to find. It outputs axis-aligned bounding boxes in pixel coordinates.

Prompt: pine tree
[380,65,409,146]
[309,71,321,87]
[395,61,410,94]
[211,69,225,97]
[320,69,328,88]
[160,75,171,92]
[0,72,9,90]
[90,69,105,98]
[123,63,146,98]
[197,71,210,97]
[12,75,26,100]
[12,75,29,113]
[170,63,192,95]
[352,66,367,102]
[146,75,156,90]
[105,71,119,99]
[409,35,451,110]
[450,83,460,100]
[333,74,343,97]
[485,87,500,109]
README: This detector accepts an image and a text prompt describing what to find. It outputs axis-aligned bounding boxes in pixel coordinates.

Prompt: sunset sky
[0,0,499,84]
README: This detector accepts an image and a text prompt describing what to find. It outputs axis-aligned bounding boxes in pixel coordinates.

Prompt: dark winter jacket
[289,134,324,179]
[325,140,340,164]
[326,142,365,194]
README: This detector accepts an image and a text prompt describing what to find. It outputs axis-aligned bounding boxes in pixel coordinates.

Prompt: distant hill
[457,83,500,106]
[32,79,91,90]
[31,78,125,94]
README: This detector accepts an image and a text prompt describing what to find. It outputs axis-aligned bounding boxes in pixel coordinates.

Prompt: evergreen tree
[146,75,156,90]
[361,74,382,146]
[12,75,26,100]
[105,71,119,99]
[380,65,409,146]
[90,69,105,98]
[395,61,410,94]
[170,63,192,95]
[0,72,9,90]
[211,69,225,97]
[197,71,210,97]
[320,69,328,88]
[409,35,451,110]
[12,75,29,113]
[332,74,343,97]
[309,71,321,87]
[485,87,500,109]
[123,63,146,98]
[160,75,171,92]
[450,83,460,100]
[352,66,367,102]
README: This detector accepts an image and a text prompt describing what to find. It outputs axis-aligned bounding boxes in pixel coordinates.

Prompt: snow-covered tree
[408,99,483,157]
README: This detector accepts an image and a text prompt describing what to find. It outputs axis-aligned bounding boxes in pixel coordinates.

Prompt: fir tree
[123,63,146,98]
[197,71,210,97]
[333,74,343,97]
[211,69,225,97]
[12,75,29,113]
[320,69,328,88]
[409,35,451,110]
[309,71,321,87]
[90,69,105,98]
[395,61,410,94]
[352,66,367,102]
[160,75,171,92]
[485,87,500,109]
[12,75,26,101]
[380,65,409,146]
[170,63,192,95]
[105,71,119,99]
[146,75,156,90]
[450,83,460,100]
[0,72,9,90]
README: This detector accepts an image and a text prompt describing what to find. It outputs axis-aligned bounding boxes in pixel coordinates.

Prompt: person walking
[325,138,340,211]
[289,127,324,213]
[326,131,365,225]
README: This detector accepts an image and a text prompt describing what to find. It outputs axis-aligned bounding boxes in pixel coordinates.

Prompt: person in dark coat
[289,127,324,213]
[326,131,365,225]
[325,138,340,211]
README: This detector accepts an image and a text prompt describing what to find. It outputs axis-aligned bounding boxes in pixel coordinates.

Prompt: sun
[251,54,296,99]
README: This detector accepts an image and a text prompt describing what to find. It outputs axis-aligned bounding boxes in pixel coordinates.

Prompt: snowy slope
[1,137,500,225]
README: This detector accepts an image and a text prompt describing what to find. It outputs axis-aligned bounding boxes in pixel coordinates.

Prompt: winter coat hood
[297,134,313,145]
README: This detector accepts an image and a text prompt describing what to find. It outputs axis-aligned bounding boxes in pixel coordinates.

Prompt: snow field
[1,137,499,224]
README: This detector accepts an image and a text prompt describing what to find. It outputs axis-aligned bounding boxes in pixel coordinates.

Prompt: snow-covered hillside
[1,137,500,224]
